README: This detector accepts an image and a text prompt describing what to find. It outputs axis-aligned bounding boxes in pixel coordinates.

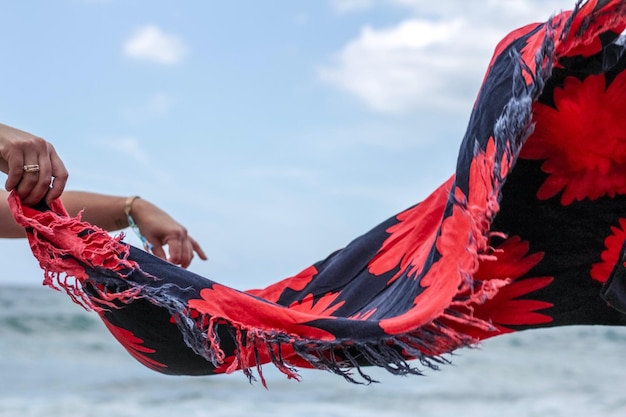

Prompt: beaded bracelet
[124,196,154,252]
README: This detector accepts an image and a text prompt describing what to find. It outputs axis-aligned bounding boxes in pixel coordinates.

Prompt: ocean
[1,285,626,417]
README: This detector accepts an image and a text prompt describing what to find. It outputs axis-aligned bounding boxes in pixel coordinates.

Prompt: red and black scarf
[11,0,626,385]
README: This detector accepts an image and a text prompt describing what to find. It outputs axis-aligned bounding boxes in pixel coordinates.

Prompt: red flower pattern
[473,237,553,333]
[188,284,341,379]
[246,265,317,303]
[188,284,337,341]
[450,236,553,340]
[102,319,167,372]
[520,72,626,205]
[591,217,626,283]
[287,292,344,316]
[519,25,548,86]
[368,177,452,283]
[379,138,508,335]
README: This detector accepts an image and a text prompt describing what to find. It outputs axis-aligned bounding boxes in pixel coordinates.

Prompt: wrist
[124,196,153,252]
[124,196,141,218]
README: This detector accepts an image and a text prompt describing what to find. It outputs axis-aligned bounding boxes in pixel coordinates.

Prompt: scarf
[11,0,626,386]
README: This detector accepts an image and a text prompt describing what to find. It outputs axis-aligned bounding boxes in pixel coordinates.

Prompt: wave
[0,285,100,335]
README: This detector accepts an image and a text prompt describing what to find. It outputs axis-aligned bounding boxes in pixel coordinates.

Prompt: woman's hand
[130,197,208,268]
[0,124,68,205]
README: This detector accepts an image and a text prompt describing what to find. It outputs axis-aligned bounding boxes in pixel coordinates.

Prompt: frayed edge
[161,294,490,386]
[8,192,147,311]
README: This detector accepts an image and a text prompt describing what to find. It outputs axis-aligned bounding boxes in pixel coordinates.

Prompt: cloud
[320,0,575,114]
[319,18,501,113]
[386,0,572,26]
[123,25,188,65]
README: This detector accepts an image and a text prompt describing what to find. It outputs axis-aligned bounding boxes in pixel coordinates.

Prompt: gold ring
[23,164,41,173]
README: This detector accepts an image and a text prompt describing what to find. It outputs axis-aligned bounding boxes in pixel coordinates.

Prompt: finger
[7,136,52,204]
[46,173,67,204]
[151,243,167,261]
[23,155,54,206]
[4,151,25,192]
[45,145,68,203]
[17,160,48,206]
[20,173,54,207]
[167,237,183,266]
[180,239,194,269]
[46,177,62,204]
[190,237,208,260]
[18,178,50,206]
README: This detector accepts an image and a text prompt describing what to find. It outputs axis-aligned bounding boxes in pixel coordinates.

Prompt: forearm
[0,190,24,237]
[61,191,130,231]
[0,190,132,238]
[0,189,206,266]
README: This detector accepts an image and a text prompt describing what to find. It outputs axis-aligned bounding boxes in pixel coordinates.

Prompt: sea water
[1,285,626,417]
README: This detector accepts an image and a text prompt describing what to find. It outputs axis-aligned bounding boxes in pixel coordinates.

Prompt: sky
[0,0,578,288]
